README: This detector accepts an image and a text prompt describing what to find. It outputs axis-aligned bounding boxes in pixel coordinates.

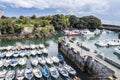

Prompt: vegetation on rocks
[0,14,102,39]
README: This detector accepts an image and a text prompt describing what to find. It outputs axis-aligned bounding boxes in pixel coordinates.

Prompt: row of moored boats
[0,48,48,58]
[63,29,102,36]
[0,44,45,51]
[95,39,120,47]
[0,55,77,80]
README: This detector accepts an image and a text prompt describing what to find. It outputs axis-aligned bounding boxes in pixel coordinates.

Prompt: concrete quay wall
[58,37,118,80]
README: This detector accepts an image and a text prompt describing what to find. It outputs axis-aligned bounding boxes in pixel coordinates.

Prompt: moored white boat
[16,69,25,80]
[58,66,69,77]
[36,50,42,55]
[49,67,59,79]
[13,52,19,57]
[24,68,33,80]
[108,39,120,46]
[51,56,59,63]
[31,50,37,56]
[45,57,53,65]
[0,59,4,67]
[95,39,120,47]
[19,51,26,57]
[64,63,76,75]
[38,57,46,65]
[30,58,38,66]
[10,58,18,67]
[30,44,36,49]
[39,44,45,49]
[33,67,42,78]
[80,29,94,36]
[18,57,27,66]
[114,47,120,55]
[6,51,13,57]
[95,41,108,47]
[0,70,7,80]
[4,59,10,67]
[0,52,6,58]
[42,48,48,54]
[5,70,15,80]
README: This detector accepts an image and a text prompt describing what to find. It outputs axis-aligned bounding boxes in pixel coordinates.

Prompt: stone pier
[58,37,120,80]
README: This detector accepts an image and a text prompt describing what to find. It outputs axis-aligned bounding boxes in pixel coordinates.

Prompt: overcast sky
[0,0,120,25]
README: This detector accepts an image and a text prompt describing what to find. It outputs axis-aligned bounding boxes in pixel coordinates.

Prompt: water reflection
[0,30,120,80]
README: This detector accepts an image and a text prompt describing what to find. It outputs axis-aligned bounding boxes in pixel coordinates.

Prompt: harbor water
[0,30,120,80]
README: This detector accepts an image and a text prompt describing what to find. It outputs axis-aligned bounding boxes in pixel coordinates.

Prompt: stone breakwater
[58,37,120,80]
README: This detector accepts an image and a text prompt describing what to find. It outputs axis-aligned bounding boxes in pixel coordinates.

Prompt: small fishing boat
[64,64,76,75]
[39,44,45,49]
[42,48,48,54]
[13,52,19,57]
[57,55,64,62]
[33,67,42,78]
[49,67,59,79]
[0,52,6,58]
[38,57,46,65]
[114,47,120,55]
[31,50,37,56]
[25,50,31,57]
[24,68,33,80]
[6,51,13,57]
[4,59,10,67]
[80,29,94,36]
[0,59,3,67]
[18,57,27,66]
[41,66,49,78]
[58,66,69,77]
[66,32,79,36]
[16,69,25,80]
[30,44,36,49]
[5,70,15,80]
[0,69,7,80]
[45,57,53,65]
[19,52,26,57]
[36,50,42,55]
[51,56,59,63]
[30,58,38,66]
[10,58,18,67]
[95,40,108,47]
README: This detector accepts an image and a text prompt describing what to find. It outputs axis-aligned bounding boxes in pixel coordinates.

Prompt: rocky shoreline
[0,31,57,39]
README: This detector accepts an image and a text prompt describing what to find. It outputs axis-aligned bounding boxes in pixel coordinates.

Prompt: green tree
[31,15,36,19]
[19,16,24,19]
[69,15,78,28]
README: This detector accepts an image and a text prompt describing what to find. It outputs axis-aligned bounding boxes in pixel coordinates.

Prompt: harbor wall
[58,37,117,80]
[103,24,120,31]
[105,57,120,69]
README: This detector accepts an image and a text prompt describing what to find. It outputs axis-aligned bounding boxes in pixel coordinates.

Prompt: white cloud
[0,0,109,15]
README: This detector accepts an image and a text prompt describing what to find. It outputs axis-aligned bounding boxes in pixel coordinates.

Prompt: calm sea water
[0,31,89,80]
[73,31,120,64]
[0,30,119,80]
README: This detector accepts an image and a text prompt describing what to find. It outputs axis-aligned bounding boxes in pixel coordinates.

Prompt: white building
[0,9,3,18]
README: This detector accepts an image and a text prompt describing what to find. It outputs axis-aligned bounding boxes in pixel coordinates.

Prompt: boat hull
[41,67,49,78]
[66,34,79,36]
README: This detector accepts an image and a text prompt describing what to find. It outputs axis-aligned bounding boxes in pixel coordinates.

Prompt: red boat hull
[66,34,79,36]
